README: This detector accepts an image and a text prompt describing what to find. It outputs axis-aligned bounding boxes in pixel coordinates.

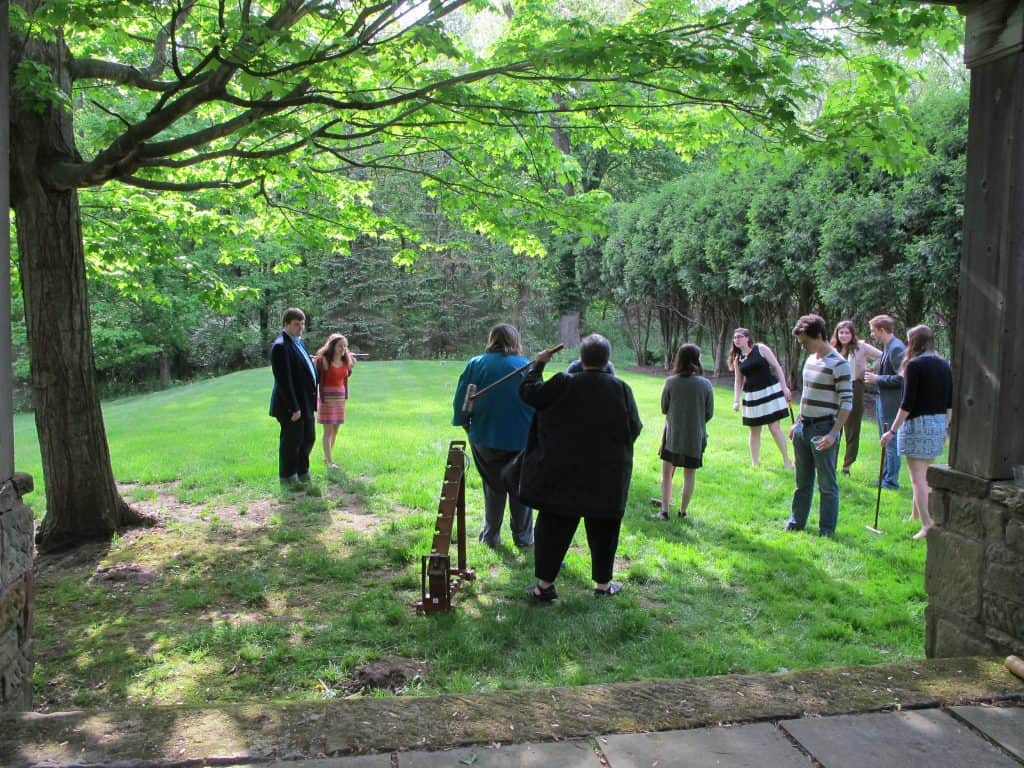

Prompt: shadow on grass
[29,455,926,730]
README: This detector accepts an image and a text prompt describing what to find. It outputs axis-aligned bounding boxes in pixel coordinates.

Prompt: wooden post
[921,0,1024,660]
[1,0,14,482]
[949,0,1024,480]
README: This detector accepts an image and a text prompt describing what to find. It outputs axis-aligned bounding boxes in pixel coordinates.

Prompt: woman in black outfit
[880,325,953,540]
[518,335,643,601]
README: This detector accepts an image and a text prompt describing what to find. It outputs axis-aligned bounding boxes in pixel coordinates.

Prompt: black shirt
[900,353,953,418]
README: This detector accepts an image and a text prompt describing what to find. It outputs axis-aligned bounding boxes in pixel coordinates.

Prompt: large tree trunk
[10,26,144,551]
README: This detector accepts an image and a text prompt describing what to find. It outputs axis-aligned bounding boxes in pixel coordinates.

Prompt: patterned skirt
[317,385,347,425]
[742,382,788,427]
[897,413,947,459]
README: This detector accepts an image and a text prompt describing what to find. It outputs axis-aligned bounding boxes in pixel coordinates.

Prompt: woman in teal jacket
[452,324,535,548]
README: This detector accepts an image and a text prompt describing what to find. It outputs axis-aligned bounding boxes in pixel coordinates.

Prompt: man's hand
[814,431,839,451]
[291,410,301,422]
[864,370,877,384]
[535,348,554,364]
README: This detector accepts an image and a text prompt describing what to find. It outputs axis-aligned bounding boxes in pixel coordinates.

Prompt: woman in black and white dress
[730,328,793,469]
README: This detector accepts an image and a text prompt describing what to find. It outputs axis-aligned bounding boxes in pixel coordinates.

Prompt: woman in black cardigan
[517,334,643,600]
[880,324,953,541]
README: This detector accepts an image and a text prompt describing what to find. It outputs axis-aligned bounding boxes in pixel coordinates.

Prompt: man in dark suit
[269,308,318,488]
[866,314,906,490]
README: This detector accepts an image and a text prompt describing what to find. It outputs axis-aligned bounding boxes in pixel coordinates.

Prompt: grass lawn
[14,360,933,710]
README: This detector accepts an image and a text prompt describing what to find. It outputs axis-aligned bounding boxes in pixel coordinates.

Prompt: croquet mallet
[867,422,889,535]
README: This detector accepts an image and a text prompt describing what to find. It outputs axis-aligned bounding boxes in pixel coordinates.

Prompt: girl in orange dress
[315,333,355,468]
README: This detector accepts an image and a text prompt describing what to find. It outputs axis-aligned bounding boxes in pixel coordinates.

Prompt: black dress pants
[533,511,621,584]
[278,415,316,479]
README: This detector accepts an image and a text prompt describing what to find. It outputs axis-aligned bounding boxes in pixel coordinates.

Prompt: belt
[801,415,834,424]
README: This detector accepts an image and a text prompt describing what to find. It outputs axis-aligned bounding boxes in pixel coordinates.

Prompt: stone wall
[926,465,1024,658]
[0,472,33,711]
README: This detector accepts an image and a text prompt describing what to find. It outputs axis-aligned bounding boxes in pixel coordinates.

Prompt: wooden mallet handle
[469,343,564,402]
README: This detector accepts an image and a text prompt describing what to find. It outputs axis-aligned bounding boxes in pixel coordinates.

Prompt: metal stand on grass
[416,440,475,614]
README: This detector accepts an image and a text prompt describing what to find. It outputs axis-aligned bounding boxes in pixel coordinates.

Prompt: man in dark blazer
[269,307,318,487]
[866,314,906,490]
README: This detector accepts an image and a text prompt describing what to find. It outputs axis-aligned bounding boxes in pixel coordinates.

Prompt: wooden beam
[962,0,1024,67]
[948,0,1024,479]
[1,0,14,482]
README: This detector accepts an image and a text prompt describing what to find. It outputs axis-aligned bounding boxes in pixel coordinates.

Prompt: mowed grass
[14,360,932,710]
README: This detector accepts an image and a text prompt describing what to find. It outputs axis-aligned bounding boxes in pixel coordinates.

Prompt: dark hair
[830,320,860,356]
[672,344,703,376]
[579,334,611,369]
[282,307,305,325]
[902,324,936,372]
[792,314,827,341]
[485,324,522,355]
[869,314,895,334]
[728,328,752,371]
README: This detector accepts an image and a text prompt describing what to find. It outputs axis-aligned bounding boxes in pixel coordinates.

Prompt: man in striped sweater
[786,314,854,537]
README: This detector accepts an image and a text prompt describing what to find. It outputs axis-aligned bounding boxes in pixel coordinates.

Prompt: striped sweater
[800,349,853,418]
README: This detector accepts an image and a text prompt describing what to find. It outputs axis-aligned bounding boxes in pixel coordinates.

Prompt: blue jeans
[875,407,901,488]
[789,418,840,534]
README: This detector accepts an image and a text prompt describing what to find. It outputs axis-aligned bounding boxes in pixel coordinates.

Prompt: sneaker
[784,522,802,532]
[594,582,623,597]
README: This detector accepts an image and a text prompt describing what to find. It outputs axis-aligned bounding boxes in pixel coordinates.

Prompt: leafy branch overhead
[12,0,960,243]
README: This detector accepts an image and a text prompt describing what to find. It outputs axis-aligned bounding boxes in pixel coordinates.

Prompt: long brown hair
[830,320,860,357]
[485,323,522,355]
[901,324,936,372]
[672,344,703,377]
[728,328,752,372]
[316,333,352,371]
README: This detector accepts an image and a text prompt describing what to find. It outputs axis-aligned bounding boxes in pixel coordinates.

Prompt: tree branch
[118,175,257,192]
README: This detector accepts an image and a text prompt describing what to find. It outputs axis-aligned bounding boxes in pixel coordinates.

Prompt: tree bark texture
[10,28,141,551]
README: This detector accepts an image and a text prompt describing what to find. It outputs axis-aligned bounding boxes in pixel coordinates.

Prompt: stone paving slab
[951,704,1024,760]
[600,723,807,768]
[782,708,1021,768]
[395,739,599,767]
[234,760,392,768]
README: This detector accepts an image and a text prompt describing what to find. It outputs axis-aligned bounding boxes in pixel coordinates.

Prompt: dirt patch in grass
[340,658,428,696]
[88,562,160,586]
